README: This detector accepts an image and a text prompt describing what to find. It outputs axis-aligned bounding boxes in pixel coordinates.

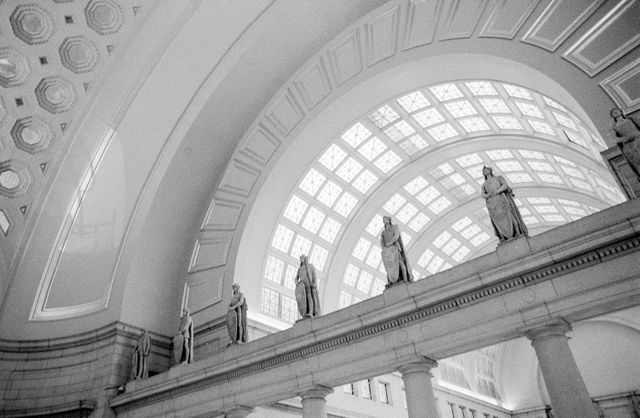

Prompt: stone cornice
[111,205,640,413]
[0,321,171,353]
[0,399,95,418]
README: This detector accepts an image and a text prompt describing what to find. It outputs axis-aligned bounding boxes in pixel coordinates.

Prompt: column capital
[298,385,334,401]
[398,357,438,376]
[224,406,254,418]
[522,318,572,343]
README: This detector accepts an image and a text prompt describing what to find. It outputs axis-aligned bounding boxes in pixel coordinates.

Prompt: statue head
[299,254,307,264]
[232,283,240,293]
[182,308,190,317]
[383,216,392,227]
[482,166,493,179]
[610,108,623,120]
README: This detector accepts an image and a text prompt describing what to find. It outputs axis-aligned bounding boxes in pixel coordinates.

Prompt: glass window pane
[466,81,497,96]
[374,151,402,173]
[336,157,364,182]
[369,105,399,128]
[408,212,430,232]
[396,203,418,224]
[492,115,522,130]
[317,181,343,207]
[434,231,452,248]
[319,144,347,171]
[456,153,482,168]
[515,101,544,118]
[503,83,532,99]
[430,83,464,101]
[302,206,326,233]
[384,120,415,142]
[383,193,407,214]
[416,186,441,205]
[428,123,458,142]
[445,100,477,117]
[366,214,384,236]
[458,117,490,133]
[264,255,284,283]
[413,108,444,128]
[310,245,329,271]
[334,192,358,217]
[352,170,379,194]
[319,217,341,243]
[281,295,298,323]
[404,176,429,195]
[290,234,312,258]
[299,169,326,196]
[418,249,434,268]
[339,291,353,308]
[528,119,555,135]
[272,224,294,253]
[485,149,513,160]
[357,271,373,293]
[479,98,511,114]
[344,264,359,287]
[428,196,452,214]
[400,134,429,155]
[353,238,372,261]
[341,122,371,148]
[397,91,430,112]
[283,195,309,223]
[358,137,387,161]
[261,287,279,316]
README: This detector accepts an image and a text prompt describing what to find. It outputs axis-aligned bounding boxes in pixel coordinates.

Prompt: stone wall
[0,322,170,418]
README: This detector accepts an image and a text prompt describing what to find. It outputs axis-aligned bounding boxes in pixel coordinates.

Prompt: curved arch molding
[216,0,639,312]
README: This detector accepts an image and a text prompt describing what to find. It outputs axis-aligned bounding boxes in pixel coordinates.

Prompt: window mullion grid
[312,161,362,221]
[351,253,385,291]
[372,116,416,163]
[579,165,609,201]
[430,178,462,212]
[452,159,483,190]
[403,191,432,234]
[348,119,406,178]
[469,96,504,134]
[391,99,438,149]
[275,218,330,273]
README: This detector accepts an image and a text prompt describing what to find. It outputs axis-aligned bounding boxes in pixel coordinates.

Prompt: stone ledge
[0,399,96,418]
[111,201,640,413]
[0,321,171,353]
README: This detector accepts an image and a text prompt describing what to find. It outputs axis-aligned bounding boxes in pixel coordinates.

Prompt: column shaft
[525,320,598,418]
[399,358,440,418]
[299,385,333,418]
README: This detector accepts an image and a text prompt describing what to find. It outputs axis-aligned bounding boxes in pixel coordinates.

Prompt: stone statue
[226,284,248,344]
[380,216,413,287]
[481,166,528,242]
[611,108,640,181]
[295,254,321,318]
[172,308,194,365]
[130,329,151,380]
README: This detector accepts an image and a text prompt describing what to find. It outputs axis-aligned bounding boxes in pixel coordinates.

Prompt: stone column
[524,319,599,418]
[398,357,440,418]
[225,406,253,418]
[299,385,333,418]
